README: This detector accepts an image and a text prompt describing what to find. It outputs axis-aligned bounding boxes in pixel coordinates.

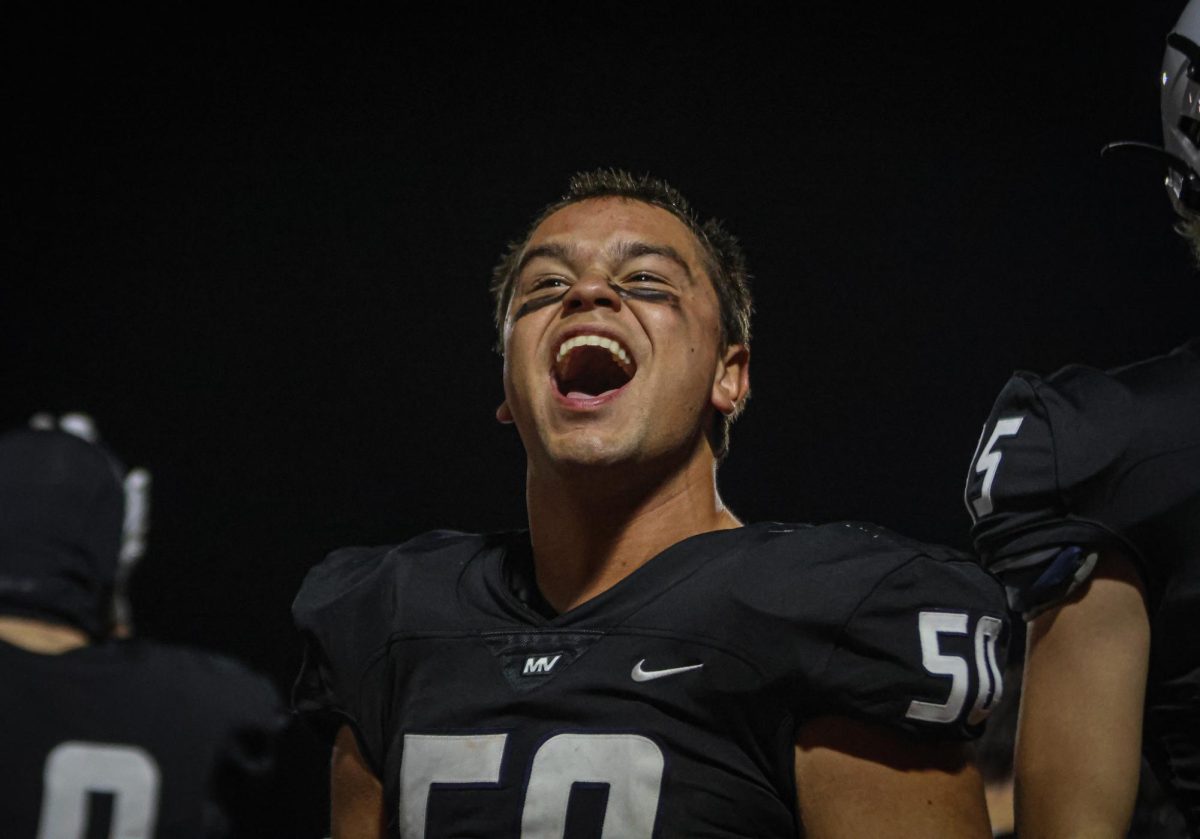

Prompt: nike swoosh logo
[631,659,704,682]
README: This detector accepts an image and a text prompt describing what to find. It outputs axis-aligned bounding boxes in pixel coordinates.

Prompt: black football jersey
[0,637,284,839]
[293,522,1009,838]
[965,338,1200,829]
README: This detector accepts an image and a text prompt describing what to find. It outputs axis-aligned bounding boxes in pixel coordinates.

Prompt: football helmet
[1161,0,1200,211]
[1104,0,1200,212]
[0,414,150,635]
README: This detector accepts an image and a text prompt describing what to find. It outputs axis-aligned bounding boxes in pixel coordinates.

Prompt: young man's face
[499,197,746,474]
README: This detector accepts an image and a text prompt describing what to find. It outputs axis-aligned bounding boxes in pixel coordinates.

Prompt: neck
[526,441,740,613]
[0,616,91,654]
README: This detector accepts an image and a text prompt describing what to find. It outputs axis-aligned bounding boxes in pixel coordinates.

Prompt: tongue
[557,346,630,397]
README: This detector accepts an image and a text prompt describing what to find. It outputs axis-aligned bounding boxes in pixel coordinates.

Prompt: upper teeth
[556,334,631,366]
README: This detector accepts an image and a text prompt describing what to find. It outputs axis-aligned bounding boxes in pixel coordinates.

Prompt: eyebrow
[515,239,696,284]
[515,242,577,277]
[609,240,696,284]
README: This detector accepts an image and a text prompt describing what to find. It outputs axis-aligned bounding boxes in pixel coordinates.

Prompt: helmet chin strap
[1100,141,1189,174]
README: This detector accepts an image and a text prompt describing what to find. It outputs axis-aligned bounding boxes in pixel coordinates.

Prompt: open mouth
[552,334,637,400]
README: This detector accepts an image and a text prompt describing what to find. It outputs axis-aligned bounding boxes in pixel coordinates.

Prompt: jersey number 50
[401,731,664,839]
[905,611,1004,726]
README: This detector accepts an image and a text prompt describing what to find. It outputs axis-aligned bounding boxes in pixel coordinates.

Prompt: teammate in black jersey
[294,170,1011,837]
[0,415,284,839]
[965,5,1200,834]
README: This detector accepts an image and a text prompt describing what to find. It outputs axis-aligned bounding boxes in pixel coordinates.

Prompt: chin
[527,421,658,471]
[546,435,638,470]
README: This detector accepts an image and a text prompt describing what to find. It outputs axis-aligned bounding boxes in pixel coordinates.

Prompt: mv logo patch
[522,653,563,676]
[484,631,603,693]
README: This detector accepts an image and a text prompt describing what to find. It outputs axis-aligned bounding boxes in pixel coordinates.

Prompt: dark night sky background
[5,5,1197,832]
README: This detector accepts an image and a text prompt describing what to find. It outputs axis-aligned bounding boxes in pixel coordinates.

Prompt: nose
[562,273,622,313]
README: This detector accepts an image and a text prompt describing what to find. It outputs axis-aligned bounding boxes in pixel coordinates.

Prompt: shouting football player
[294,170,1011,837]
[0,414,285,838]
[964,4,1200,834]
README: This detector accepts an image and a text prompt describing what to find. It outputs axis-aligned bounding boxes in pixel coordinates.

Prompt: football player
[294,170,1011,837]
[964,4,1200,833]
[0,414,285,839]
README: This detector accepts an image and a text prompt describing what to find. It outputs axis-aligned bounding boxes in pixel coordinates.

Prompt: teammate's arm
[794,716,991,838]
[1016,552,1150,838]
[331,724,387,839]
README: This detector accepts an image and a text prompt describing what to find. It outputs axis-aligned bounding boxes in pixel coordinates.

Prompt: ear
[711,343,750,416]
[496,400,515,424]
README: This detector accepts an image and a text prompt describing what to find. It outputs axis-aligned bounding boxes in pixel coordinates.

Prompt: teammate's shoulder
[108,638,283,724]
[1106,337,1200,402]
[1008,339,1200,407]
[116,638,270,684]
[977,340,1200,504]
[1110,336,1200,374]
[996,361,1118,415]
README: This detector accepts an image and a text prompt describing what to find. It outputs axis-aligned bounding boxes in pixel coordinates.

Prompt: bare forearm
[1015,553,1149,839]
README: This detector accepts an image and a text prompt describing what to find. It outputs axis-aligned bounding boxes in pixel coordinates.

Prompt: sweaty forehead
[526,197,708,274]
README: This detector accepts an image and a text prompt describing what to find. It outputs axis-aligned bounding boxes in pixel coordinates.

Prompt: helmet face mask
[29,412,150,571]
[112,466,151,635]
[1162,2,1200,211]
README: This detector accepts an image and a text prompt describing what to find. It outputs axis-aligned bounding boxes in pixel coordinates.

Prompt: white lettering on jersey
[968,416,1025,519]
[522,733,664,838]
[399,732,665,838]
[967,616,1005,725]
[906,611,1005,727]
[906,612,970,724]
[37,742,160,839]
[522,654,563,675]
[400,734,507,838]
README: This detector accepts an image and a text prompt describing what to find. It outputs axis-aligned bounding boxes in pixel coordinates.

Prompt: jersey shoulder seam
[812,549,930,683]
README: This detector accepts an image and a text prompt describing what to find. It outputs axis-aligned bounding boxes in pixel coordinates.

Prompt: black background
[5,5,1196,833]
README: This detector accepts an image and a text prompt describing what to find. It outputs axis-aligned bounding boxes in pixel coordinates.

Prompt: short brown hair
[489,168,753,459]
